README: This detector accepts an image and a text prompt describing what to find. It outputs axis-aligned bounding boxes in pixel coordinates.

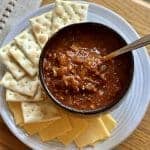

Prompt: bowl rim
[39,22,134,114]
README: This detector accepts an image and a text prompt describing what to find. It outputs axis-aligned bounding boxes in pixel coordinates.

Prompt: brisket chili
[43,24,133,110]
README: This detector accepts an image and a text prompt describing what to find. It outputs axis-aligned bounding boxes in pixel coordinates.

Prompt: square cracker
[0,72,38,97]
[21,101,61,123]
[9,43,37,76]
[52,0,89,32]
[0,42,25,80]
[6,86,44,102]
[30,11,53,48]
[15,29,42,66]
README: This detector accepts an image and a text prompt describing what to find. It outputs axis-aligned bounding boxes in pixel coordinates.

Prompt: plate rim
[0,2,150,149]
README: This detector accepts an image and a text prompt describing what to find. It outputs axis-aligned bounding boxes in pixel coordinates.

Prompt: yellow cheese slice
[39,111,72,141]
[8,102,60,135]
[8,102,23,125]
[57,114,88,145]
[101,114,117,132]
[74,117,110,148]
[23,120,55,135]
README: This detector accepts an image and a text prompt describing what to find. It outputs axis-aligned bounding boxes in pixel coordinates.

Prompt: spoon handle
[104,34,150,60]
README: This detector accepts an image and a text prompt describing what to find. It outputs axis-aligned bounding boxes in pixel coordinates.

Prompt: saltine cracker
[15,29,41,66]
[21,101,61,123]
[30,12,53,48]
[0,42,25,79]
[52,0,89,32]
[6,86,43,102]
[0,72,38,97]
[9,43,37,76]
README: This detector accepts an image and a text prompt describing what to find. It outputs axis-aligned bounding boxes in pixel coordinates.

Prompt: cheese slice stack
[57,114,88,145]
[74,117,110,148]
[39,111,72,141]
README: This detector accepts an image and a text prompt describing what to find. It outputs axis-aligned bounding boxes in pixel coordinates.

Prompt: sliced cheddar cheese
[8,102,23,125]
[101,114,117,132]
[58,114,88,145]
[23,121,55,135]
[39,111,72,141]
[75,117,110,148]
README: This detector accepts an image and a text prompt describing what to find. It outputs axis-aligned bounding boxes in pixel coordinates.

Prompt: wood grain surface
[0,0,150,149]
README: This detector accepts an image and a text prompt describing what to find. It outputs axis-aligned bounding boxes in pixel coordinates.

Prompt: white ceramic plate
[0,2,150,150]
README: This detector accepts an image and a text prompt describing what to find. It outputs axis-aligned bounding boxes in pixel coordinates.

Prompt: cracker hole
[36,19,41,23]
[28,45,31,49]
[45,16,49,19]
[81,6,85,9]
[71,4,75,8]
[80,18,83,21]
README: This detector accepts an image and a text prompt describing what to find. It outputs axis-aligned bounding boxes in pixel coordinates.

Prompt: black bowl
[39,22,134,115]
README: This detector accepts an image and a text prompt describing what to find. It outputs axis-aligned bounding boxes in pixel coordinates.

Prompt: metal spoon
[103,34,150,60]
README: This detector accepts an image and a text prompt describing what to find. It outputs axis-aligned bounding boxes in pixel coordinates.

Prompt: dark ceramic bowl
[39,22,134,114]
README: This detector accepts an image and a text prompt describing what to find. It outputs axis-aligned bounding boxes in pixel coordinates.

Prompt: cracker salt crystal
[15,29,41,66]
[52,0,89,32]
[0,42,25,80]
[21,101,61,123]
[9,43,37,76]
[30,11,53,48]
[6,86,43,102]
[0,72,38,96]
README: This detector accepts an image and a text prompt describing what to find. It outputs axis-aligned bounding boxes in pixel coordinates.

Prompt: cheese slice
[8,102,23,125]
[75,117,110,148]
[101,114,117,132]
[39,111,72,141]
[23,121,55,135]
[57,113,88,145]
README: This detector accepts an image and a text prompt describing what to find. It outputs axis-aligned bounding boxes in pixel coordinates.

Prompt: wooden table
[0,0,150,149]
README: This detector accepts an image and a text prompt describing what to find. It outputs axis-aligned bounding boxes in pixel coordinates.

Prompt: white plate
[0,2,150,150]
